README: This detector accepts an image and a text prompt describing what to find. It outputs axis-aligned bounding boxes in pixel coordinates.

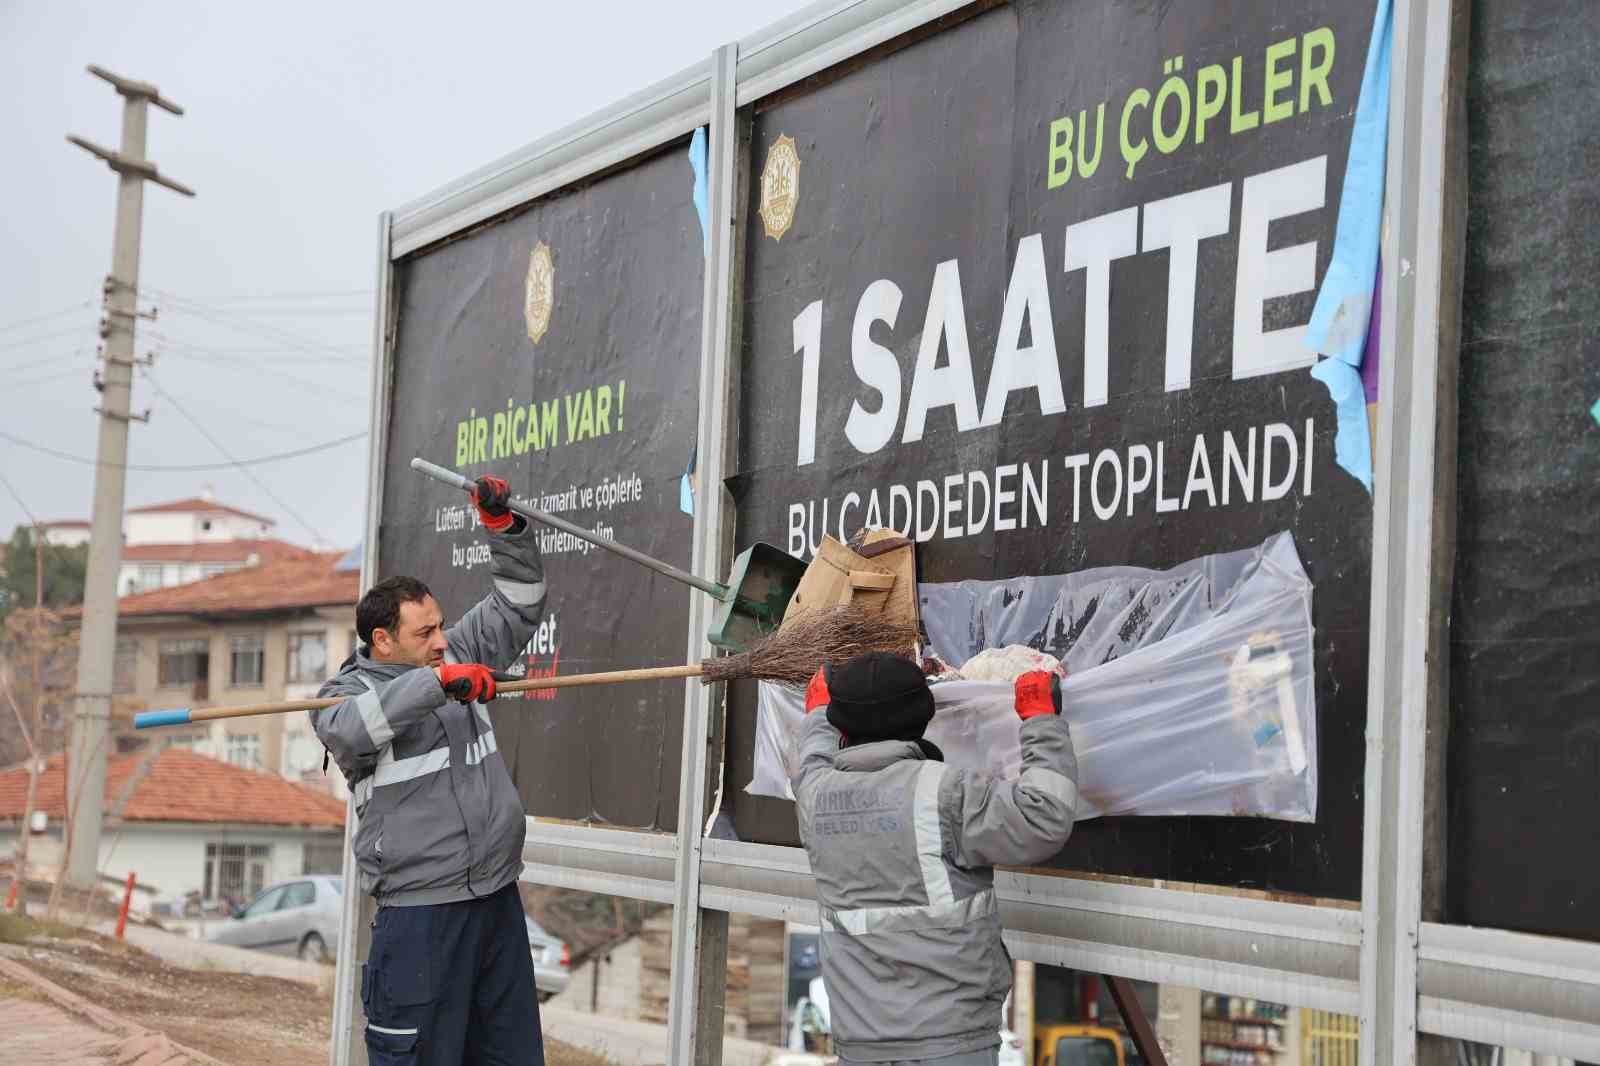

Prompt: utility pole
[62,66,192,895]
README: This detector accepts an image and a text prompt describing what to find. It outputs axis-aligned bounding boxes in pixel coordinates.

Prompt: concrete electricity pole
[63,66,193,894]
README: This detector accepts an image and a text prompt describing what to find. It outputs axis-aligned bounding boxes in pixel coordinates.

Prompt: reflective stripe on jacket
[311,522,546,907]
[792,708,1078,1062]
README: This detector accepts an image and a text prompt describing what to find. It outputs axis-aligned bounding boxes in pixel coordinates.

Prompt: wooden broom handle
[136,663,707,728]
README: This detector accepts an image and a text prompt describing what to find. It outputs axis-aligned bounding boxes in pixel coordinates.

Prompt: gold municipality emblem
[759,134,800,240]
[524,241,554,344]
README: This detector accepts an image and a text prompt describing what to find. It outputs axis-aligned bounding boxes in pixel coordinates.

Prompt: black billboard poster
[730,0,1377,897]
[380,146,704,831]
[1448,0,1600,941]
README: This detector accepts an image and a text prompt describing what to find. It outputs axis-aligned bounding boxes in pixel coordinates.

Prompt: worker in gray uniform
[313,474,547,1066]
[794,652,1079,1066]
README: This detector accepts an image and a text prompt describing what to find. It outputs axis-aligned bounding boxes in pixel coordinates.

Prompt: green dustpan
[706,542,809,651]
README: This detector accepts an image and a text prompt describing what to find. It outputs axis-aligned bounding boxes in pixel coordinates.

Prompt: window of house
[225,732,262,770]
[230,634,265,686]
[136,564,163,591]
[158,638,209,687]
[203,842,271,903]
[287,631,328,684]
[302,840,345,877]
[113,637,138,694]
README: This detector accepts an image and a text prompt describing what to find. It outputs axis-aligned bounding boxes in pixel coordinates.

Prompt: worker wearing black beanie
[818,651,941,758]
[793,652,1080,1065]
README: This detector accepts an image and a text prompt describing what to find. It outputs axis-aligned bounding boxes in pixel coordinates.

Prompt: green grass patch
[0,912,82,945]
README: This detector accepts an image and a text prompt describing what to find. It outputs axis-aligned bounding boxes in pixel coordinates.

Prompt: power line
[0,324,92,355]
[1,348,93,374]
[0,302,93,336]
[147,284,372,302]
[139,370,332,546]
[9,366,93,390]
[152,344,369,403]
[0,467,40,526]
[149,288,365,362]
[0,426,367,472]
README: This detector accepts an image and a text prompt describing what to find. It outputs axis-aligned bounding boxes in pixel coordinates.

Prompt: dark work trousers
[361,882,544,1066]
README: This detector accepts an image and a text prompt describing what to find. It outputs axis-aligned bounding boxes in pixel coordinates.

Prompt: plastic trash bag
[747,532,1318,822]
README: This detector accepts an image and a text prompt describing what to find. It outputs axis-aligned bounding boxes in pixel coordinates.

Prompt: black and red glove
[1014,669,1064,721]
[437,662,499,703]
[472,475,516,533]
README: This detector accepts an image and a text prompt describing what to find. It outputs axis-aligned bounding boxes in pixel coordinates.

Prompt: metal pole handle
[134,663,709,729]
[410,457,729,601]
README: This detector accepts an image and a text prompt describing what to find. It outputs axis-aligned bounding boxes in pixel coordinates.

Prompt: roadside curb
[0,954,230,1066]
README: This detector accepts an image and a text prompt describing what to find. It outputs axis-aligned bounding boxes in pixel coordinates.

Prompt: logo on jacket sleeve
[524,241,554,344]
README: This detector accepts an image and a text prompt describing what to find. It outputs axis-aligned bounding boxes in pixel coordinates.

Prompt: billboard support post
[667,41,742,1066]
[331,209,397,1066]
[1359,0,1467,1063]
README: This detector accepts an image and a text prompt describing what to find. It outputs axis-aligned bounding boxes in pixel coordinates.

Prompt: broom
[134,606,919,730]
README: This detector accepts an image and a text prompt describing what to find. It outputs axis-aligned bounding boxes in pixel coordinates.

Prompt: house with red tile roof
[118,492,304,595]
[0,746,345,907]
[32,491,311,596]
[93,550,361,801]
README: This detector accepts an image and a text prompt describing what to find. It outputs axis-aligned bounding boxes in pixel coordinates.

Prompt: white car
[526,916,571,1002]
[205,875,343,962]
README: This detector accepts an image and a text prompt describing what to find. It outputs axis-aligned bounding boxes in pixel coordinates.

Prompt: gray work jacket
[312,523,546,907]
[792,708,1078,1062]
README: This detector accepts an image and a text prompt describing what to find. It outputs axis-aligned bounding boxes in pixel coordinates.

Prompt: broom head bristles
[700,605,920,686]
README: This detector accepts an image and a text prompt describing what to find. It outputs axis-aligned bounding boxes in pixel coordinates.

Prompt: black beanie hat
[824,652,934,744]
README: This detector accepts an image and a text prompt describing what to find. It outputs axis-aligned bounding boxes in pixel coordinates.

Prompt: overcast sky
[0,0,809,550]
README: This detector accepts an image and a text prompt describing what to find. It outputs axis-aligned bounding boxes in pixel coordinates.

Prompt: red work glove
[804,668,830,714]
[1014,670,1064,721]
[472,475,516,533]
[437,663,498,703]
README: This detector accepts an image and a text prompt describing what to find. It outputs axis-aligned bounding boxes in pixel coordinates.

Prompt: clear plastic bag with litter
[747,531,1318,823]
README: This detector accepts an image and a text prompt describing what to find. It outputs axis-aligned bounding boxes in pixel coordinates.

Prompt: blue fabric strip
[1307,0,1392,495]
[689,126,710,256]
[1306,0,1394,366]
[1311,358,1374,493]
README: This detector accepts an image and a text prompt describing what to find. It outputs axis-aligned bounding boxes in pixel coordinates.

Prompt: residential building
[104,549,360,798]
[29,492,312,596]
[124,495,276,546]
[118,538,313,596]
[37,520,92,548]
[118,495,306,595]
[0,746,345,906]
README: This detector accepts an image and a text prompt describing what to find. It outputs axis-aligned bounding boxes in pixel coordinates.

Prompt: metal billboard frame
[339,2,1600,1064]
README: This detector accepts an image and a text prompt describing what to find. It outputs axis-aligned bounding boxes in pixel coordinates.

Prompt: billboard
[379,145,704,830]
[729,0,1377,898]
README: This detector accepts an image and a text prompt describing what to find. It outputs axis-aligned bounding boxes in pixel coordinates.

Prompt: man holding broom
[313,473,548,1066]
[794,653,1079,1065]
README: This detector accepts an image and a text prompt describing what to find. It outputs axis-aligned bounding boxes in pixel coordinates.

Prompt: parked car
[526,916,571,1002]
[205,875,343,962]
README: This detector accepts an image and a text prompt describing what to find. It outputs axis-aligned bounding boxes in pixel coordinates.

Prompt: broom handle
[134,663,707,729]
[410,458,730,601]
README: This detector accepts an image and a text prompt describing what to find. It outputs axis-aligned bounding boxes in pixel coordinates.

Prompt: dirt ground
[0,913,612,1066]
